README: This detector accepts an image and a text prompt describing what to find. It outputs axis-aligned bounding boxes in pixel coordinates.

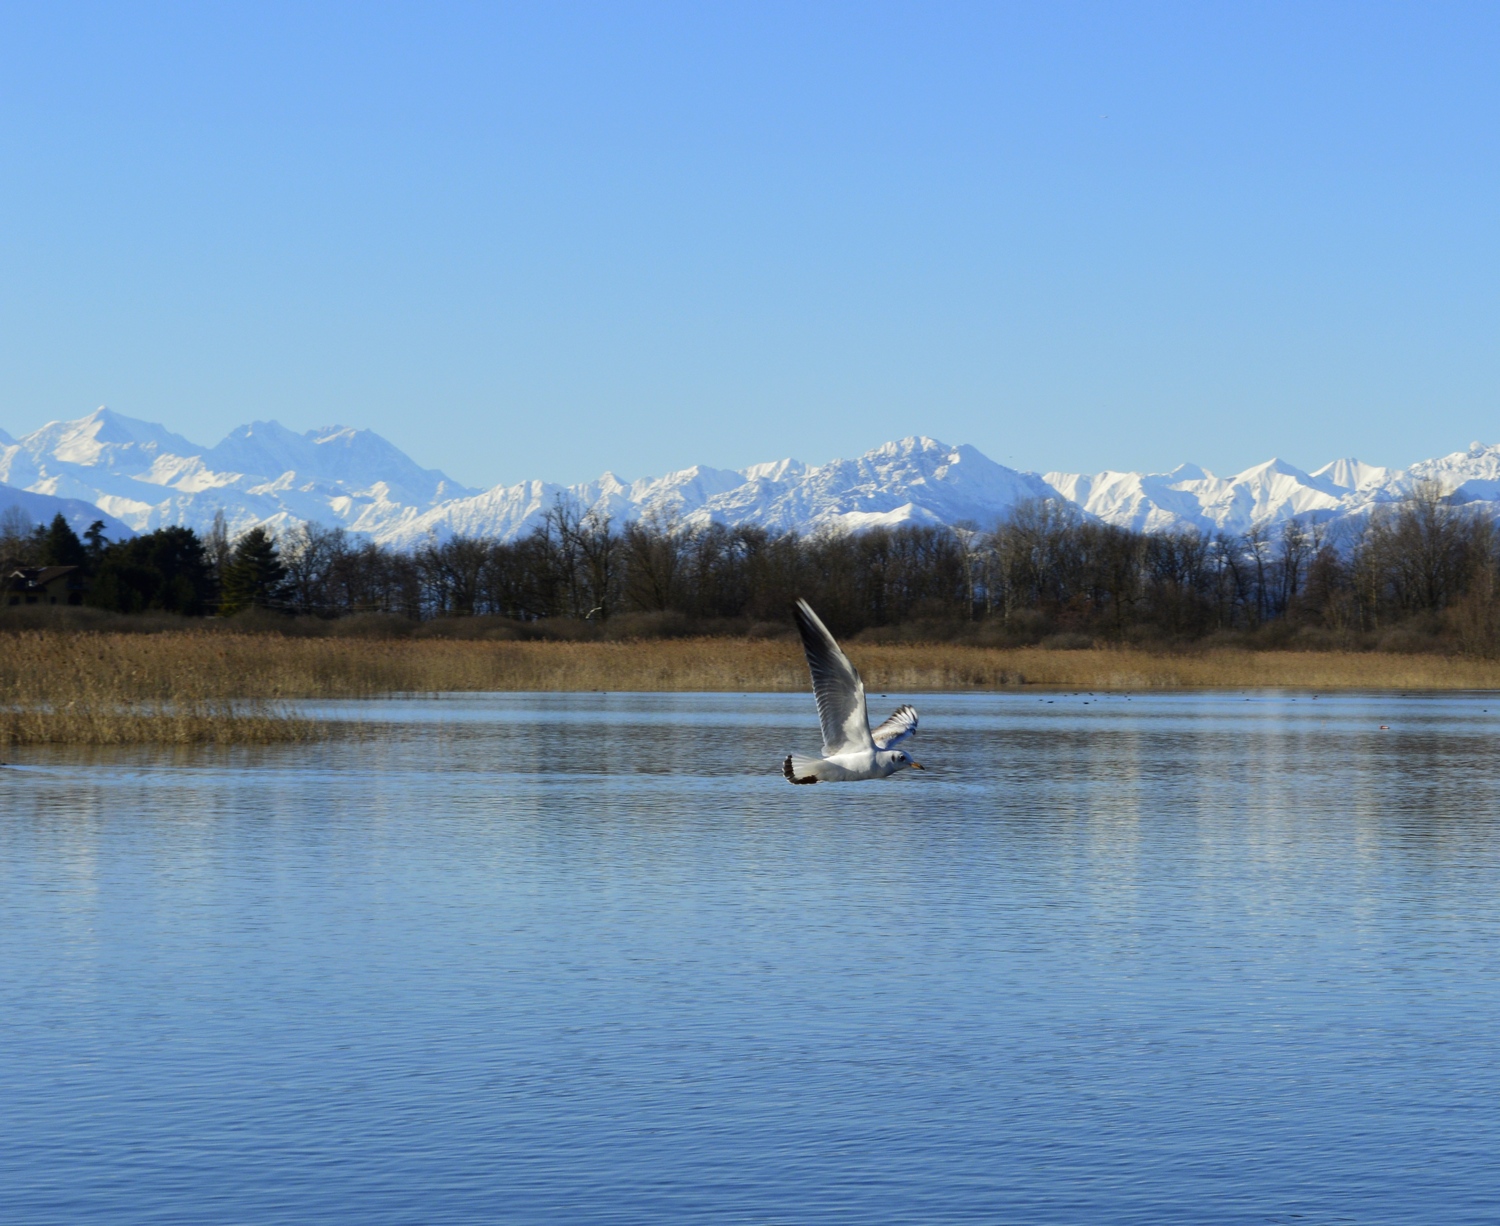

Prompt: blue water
[4,690,1500,1224]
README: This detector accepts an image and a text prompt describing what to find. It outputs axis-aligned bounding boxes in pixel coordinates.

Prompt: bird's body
[782,746,914,784]
[782,598,925,784]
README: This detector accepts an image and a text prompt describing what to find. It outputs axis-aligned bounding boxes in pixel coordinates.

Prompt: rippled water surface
[5,690,1500,1224]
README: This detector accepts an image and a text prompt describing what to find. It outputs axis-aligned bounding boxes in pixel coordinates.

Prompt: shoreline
[4,629,1500,688]
[7,633,1500,744]
[8,631,1500,694]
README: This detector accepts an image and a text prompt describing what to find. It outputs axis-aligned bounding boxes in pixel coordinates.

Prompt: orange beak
[909,760,926,770]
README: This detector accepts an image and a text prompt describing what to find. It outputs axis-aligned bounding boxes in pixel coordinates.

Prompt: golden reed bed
[5,630,1500,745]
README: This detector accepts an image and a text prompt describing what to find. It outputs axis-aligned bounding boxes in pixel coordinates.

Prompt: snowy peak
[1411,441,1500,484]
[3,405,1500,548]
[204,419,318,478]
[1404,441,1500,506]
[1311,457,1393,492]
[0,407,474,541]
[704,435,1055,537]
[1195,459,1343,529]
[17,406,199,470]
[741,458,806,482]
[203,420,472,505]
[1043,467,1224,534]
[1229,457,1314,484]
[329,434,1058,545]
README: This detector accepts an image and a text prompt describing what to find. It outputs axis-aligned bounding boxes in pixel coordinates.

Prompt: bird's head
[883,749,926,774]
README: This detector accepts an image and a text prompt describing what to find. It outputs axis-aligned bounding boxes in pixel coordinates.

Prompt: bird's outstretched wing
[871,704,918,749]
[793,599,873,755]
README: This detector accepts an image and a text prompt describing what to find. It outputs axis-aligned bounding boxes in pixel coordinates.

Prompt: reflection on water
[4,691,1500,1224]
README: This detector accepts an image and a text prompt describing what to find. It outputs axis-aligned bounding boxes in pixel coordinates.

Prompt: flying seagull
[782,598,925,784]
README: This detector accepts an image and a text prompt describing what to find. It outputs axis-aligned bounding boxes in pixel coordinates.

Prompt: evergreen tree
[219,527,288,615]
[40,514,87,568]
[83,520,109,569]
[88,527,214,615]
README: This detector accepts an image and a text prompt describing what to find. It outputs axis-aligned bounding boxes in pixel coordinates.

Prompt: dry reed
[0,630,328,746]
[5,627,1500,746]
[0,704,325,746]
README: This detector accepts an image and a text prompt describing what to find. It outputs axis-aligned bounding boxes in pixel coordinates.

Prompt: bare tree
[281,522,348,615]
[623,509,690,612]
[205,509,232,589]
[0,506,34,562]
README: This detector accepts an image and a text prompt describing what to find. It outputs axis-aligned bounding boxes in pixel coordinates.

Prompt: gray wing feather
[871,704,918,749]
[793,599,873,755]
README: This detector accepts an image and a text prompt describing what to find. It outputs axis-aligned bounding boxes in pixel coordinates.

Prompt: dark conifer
[83,520,109,568]
[219,527,288,615]
[87,526,214,615]
[41,513,87,568]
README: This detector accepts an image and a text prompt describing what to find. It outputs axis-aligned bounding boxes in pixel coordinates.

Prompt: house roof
[1,563,83,592]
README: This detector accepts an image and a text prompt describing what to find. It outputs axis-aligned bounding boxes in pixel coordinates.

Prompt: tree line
[3,509,285,618]
[5,483,1499,648]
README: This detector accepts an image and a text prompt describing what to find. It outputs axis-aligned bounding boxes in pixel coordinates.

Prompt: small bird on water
[782,598,925,784]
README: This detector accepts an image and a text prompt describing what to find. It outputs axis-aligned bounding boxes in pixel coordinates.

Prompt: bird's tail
[782,754,822,785]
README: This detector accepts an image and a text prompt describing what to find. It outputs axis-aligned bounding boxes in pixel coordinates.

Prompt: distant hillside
[0,480,134,542]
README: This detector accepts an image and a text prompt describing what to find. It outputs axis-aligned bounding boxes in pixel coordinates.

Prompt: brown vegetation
[6,630,1500,746]
[1,703,323,747]
[0,631,326,746]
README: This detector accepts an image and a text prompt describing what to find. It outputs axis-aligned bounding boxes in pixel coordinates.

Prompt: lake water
[4,690,1500,1224]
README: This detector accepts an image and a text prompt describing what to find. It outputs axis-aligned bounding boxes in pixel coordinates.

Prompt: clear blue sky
[2,1,1498,487]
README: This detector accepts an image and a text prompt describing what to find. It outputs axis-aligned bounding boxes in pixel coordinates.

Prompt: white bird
[782,598,925,784]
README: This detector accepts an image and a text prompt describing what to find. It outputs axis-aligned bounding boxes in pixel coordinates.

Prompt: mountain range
[3,407,1497,547]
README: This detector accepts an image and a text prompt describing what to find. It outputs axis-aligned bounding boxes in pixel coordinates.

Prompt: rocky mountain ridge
[2,406,1495,546]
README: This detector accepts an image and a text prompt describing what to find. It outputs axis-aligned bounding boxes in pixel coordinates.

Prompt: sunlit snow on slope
[2,406,1498,545]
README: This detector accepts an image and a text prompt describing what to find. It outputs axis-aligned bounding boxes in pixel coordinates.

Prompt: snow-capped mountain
[2,407,1498,547]
[0,408,478,543]
[388,438,1058,545]
[1043,441,1500,538]
[1406,442,1500,506]
[1046,457,1358,535]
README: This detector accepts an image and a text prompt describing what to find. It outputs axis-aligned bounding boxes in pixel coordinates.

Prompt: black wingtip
[792,598,829,649]
[782,754,818,784]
